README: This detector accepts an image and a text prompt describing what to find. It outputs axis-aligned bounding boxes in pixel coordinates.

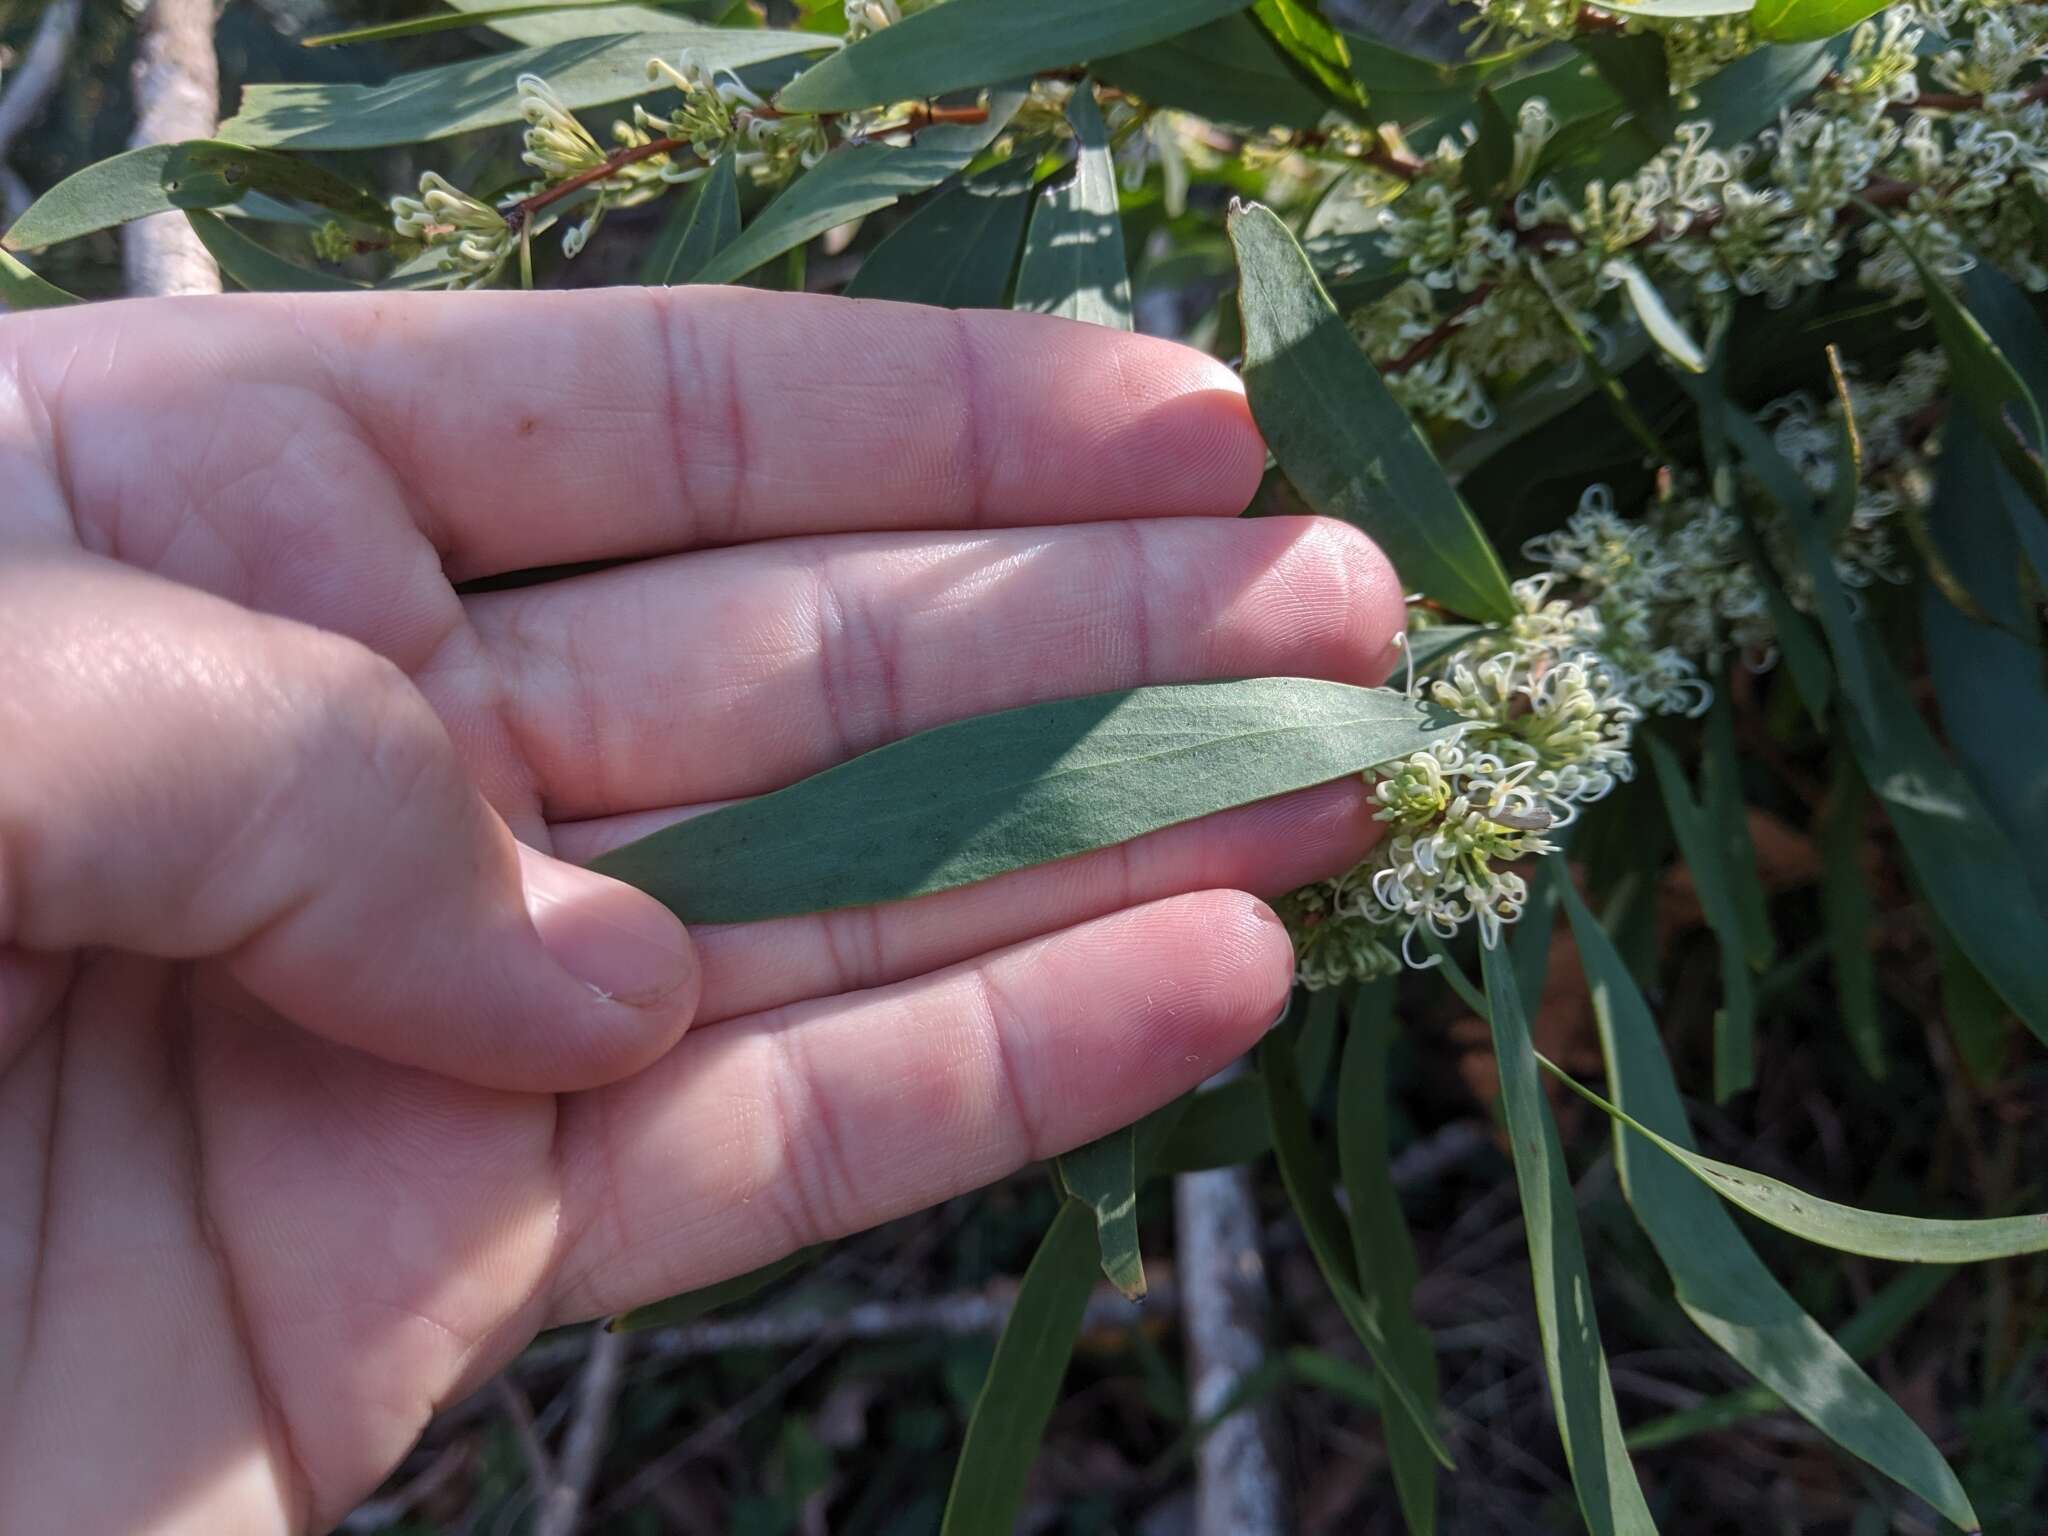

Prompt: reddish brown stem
[1386,283,1495,374]
[505,135,688,232]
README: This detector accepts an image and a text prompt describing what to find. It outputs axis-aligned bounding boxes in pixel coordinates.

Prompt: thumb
[1,553,698,1092]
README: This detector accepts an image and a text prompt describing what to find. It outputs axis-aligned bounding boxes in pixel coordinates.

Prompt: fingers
[545,891,1292,1321]
[471,515,1405,817]
[555,777,1375,1025]
[18,290,1264,580]
[0,551,698,1092]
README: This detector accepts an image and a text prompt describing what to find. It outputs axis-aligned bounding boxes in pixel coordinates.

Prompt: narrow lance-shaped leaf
[1752,0,1892,42]
[593,677,1460,924]
[1250,0,1371,115]
[1477,940,1658,1536]
[305,0,682,47]
[693,88,1023,285]
[1625,1264,1956,1452]
[940,1199,1100,1536]
[0,250,80,309]
[1583,0,1753,15]
[1259,1013,1455,1468]
[436,0,732,47]
[843,153,1037,307]
[1294,986,1341,1104]
[1645,735,1755,1101]
[1151,1074,1271,1174]
[1712,391,2048,1045]
[776,0,1252,114]
[1095,14,1328,132]
[644,151,741,285]
[1013,83,1130,330]
[6,139,387,252]
[219,27,833,150]
[1337,983,1439,1536]
[1701,683,1774,971]
[1539,1041,2048,1265]
[1229,201,1516,623]
[1561,881,1978,1530]
[185,210,367,293]
[1055,1128,1146,1300]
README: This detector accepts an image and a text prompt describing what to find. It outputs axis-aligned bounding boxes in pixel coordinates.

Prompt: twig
[0,0,82,227]
[1387,283,1495,374]
[532,1324,629,1536]
[503,137,689,234]
[492,1376,557,1492]
[123,0,219,295]
[336,1442,472,1532]
[1177,1067,1288,1536]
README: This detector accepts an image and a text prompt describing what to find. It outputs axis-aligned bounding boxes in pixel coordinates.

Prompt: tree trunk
[123,0,220,297]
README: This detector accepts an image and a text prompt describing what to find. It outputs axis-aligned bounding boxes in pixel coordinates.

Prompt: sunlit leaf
[1250,0,1370,115]
[220,28,832,150]
[1562,883,1978,1529]
[1751,0,1889,41]
[0,250,80,309]
[1229,201,1516,622]
[843,153,1036,306]
[776,0,1252,114]
[1056,1127,1146,1300]
[693,88,1023,285]
[1012,84,1130,329]
[595,677,1458,923]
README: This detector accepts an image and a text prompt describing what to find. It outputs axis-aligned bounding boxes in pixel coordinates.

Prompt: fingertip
[519,846,700,1087]
[1115,334,1267,517]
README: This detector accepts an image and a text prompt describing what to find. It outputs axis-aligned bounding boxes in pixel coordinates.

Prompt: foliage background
[3,1,2044,1532]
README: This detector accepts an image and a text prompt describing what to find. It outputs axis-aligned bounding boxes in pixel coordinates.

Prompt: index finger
[25,288,1265,579]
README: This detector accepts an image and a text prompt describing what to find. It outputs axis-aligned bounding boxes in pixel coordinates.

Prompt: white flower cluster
[1283,335,1946,988]
[1349,4,2048,428]
[388,51,831,284]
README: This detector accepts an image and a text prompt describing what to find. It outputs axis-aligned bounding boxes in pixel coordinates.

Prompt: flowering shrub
[8,1,2046,1529]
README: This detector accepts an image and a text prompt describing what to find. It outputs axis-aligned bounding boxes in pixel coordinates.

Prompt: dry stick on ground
[0,0,82,227]
[531,1324,630,1536]
[124,0,219,296]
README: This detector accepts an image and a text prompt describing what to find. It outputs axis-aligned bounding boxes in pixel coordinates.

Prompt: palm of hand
[0,289,1399,1532]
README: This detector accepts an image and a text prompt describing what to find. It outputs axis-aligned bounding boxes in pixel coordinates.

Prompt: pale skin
[0,288,1403,1534]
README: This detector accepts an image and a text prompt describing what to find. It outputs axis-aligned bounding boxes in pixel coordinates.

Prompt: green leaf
[1229,201,1515,622]
[1646,735,1755,1101]
[1012,84,1130,329]
[1056,1127,1146,1301]
[1402,623,1487,676]
[1866,216,2048,562]
[5,140,386,253]
[940,1199,1098,1536]
[593,677,1457,924]
[441,0,733,45]
[1459,89,1516,206]
[185,210,367,292]
[303,1,672,46]
[1717,394,2048,1045]
[1751,0,1889,41]
[1574,30,1675,144]
[1625,1264,1956,1451]
[843,153,1036,305]
[1561,882,1978,1529]
[1151,1075,1270,1173]
[1340,33,1528,133]
[1606,257,1707,373]
[1095,14,1327,131]
[1947,262,2048,608]
[1295,986,1341,1104]
[219,27,832,150]
[693,88,1023,285]
[1701,687,1773,971]
[776,0,1251,114]
[1250,0,1371,115]
[1337,983,1439,1535]
[1540,1038,2048,1265]
[1818,750,1886,1079]
[1932,919,2010,1088]
[1260,1010,1455,1469]
[1584,0,1753,14]
[611,1244,827,1331]
[645,152,741,284]
[0,250,80,309]
[1478,940,1658,1536]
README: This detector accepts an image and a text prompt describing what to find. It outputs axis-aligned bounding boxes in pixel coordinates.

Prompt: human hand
[0,288,1402,1532]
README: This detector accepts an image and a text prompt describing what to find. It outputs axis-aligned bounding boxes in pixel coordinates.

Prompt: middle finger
[463,514,1405,821]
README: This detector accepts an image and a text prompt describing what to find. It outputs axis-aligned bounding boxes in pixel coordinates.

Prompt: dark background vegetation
[4,2,2042,1530]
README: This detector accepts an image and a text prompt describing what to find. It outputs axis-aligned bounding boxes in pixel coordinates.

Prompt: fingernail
[521,847,696,1008]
